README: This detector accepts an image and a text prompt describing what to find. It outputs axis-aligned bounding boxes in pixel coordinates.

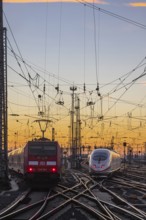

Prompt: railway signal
[123,141,127,170]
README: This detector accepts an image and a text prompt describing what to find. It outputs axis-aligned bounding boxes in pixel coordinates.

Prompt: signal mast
[0,0,8,182]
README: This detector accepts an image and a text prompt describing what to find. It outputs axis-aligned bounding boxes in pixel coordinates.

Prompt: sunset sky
[3,0,146,154]
[3,0,146,7]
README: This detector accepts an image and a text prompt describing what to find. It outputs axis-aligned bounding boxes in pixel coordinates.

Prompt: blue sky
[3,0,146,148]
[4,1,146,84]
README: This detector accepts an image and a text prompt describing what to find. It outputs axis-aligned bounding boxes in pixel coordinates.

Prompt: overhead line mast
[0,0,8,182]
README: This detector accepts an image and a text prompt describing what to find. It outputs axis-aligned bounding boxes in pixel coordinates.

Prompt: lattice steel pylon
[0,1,8,181]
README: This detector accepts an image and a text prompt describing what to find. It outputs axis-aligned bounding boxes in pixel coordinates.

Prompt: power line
[76,0,146,30]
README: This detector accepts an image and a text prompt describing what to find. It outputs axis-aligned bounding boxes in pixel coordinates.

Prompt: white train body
[89,148,121,176]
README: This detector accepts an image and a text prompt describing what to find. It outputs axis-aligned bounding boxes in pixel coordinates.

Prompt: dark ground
[0,176,28,212]
[0,169,75,212]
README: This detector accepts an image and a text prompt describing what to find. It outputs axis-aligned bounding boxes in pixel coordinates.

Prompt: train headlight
[28,167,35,172]
[51,167,57,173]
[92,165,96,169]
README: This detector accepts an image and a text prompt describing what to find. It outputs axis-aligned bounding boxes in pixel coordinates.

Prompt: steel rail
[73,169,146,219]
[48,177,110,220]
[0,176,84,219]
[101,182,146,218]
[59,183,144,220]
[74,173,115,220]
[84,193,144,220]
[109,179,146,192]
[28,190,52,220]
[63,171,119,220]
[0,188,31,217]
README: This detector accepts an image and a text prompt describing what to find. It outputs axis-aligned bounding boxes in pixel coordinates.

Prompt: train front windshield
[92,152,108,161]
[28,143,57,156]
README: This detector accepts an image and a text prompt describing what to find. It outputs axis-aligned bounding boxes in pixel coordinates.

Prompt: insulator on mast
[83,83,86,92]
[55,84,59,93]
[56,91,64,106]
[43,83,45,93]
[96,83,101,96]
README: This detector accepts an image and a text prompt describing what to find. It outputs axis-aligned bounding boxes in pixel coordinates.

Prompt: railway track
[1,168,146,219]
[122,165,146,183]
[72,170,146,220]
[0,188,52,220]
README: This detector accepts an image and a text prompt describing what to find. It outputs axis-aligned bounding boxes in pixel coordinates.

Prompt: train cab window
[29,144,57,156]
[92,153,108,161]
[43,146,56,155]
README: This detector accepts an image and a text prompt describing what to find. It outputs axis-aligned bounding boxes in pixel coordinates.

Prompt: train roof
[29,138,51,142]
[26,138,59,144]
[91,148,120,155]
[25,139,60,148]
[8,146,25,155]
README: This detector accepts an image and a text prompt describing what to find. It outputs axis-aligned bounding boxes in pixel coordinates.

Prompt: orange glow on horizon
[129,2,146,7]
[4,0,108,4]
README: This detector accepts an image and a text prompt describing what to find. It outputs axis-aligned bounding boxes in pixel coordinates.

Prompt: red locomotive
[8,138,62,182]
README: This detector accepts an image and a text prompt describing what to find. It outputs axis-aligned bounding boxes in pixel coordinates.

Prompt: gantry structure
[70,86,82,168]
[0,0,8,181]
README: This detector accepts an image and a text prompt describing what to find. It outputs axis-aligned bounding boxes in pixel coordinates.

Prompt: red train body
[8,139,62,181]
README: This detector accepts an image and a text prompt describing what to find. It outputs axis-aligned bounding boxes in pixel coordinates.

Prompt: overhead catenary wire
[8,46,146,122]
[103,68,146,117]
[92,0,98,84]
[107,67,146,96]
[57,1,63,87]
[76,0,146,30]
[4,11,56,114]
[6,39,41,110]
[7,46,81,92]
[4,3,146,145]
[8,64,72,113]
[3,11,32,80]
[43,1,50,117]
[7,65,67,106]
[44,1,49,79]
[105,57,146,95]
[8,38,146,98]
[83,3,86,92]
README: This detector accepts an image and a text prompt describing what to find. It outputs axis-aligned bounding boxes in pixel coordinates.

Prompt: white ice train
[89,148,121,176]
